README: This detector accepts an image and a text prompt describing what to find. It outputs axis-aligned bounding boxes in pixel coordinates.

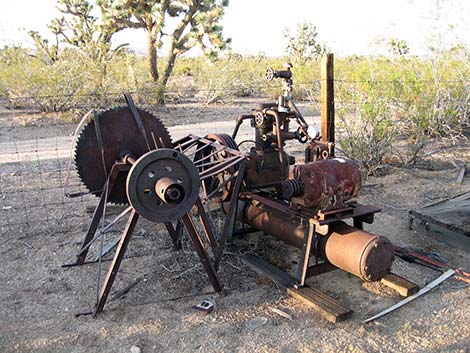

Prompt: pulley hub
[126,149,200,223]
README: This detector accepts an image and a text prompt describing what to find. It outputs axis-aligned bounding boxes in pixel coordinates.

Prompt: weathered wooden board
[241,254,352,323]
[287,286,353,323]
[410,192,470,252]
[380,273,420,297]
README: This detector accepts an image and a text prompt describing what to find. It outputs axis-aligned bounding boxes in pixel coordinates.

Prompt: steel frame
[67,96,248,314]
[237,191,381,288]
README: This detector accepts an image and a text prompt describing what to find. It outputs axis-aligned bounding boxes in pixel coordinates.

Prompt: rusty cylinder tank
[240,203,394,282]
[291,159,362,211]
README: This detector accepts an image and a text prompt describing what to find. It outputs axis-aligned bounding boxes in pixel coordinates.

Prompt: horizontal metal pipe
[239,202,394,281]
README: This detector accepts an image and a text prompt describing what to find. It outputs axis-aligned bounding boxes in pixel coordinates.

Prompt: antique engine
[67,63,395,320]
[224,63,394,284]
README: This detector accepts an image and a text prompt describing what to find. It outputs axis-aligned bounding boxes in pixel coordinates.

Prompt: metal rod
[74,163,129,264]
[76,185,107,264]
[93,210,140,316]
[196,155,238,169]
[232,114,254,140]
[95,177,110,305]
[76,206,133,257]
[195,198,220,258]
[296,219,314,287]
[264,109,285,175]
[185,141,213,156]
[203,173,238,201]
[93,110,108,180]
[363,269,456,323]
[181,213,223,293]
[196,136,241,155]
[219,160,246,254]
[199,156,244,179]
[124,93,151,151]
[176,136,200,150]
[193,146,227,166]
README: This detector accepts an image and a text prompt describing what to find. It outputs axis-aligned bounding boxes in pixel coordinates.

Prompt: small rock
[130,345,141,353]
[246,316,268,330]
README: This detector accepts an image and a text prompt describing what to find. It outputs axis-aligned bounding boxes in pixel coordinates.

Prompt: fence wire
[1,78,469,238]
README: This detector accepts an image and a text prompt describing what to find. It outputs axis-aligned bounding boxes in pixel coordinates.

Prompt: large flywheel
[74,106,172,204]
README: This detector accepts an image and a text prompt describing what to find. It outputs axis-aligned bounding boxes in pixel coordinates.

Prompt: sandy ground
[0,102,469,353]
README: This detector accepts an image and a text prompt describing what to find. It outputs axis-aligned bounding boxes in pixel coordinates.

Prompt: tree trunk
[147,31,158,82]
[156,49,178,105]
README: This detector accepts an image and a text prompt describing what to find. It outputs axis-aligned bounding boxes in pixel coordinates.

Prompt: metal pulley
[126,148,200,223]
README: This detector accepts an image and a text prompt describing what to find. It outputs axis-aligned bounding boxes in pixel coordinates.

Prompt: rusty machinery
[66,65,395,320]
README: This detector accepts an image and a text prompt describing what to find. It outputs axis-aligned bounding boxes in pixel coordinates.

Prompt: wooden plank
[410,192,470,252]
[241,254,296,288]
[380,273,419,297]
[287,286,352,323]
[242,254,352,323]
[320,53,335,155]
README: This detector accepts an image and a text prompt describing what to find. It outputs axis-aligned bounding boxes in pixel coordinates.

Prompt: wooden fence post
[321,53,335,156]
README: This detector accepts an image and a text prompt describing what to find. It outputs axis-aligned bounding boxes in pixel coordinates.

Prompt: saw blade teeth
[73,105,172,205]
[143,108,173,143]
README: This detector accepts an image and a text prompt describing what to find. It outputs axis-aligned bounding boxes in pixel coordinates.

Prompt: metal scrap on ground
[363,269,456,324]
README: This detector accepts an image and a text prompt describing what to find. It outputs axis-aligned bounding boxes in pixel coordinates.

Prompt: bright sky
[1,0,469,56]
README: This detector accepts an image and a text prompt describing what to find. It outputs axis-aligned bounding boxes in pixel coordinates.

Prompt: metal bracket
[295,218,314,287]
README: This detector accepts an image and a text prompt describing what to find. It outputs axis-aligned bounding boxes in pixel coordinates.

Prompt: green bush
[1,45,469,169]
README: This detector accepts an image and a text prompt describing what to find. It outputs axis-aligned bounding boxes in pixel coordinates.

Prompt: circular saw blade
[74,106,172,204]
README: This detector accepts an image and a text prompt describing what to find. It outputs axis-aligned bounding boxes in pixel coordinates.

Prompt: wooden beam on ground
[287,286,353,323]
[380,273,419,297]
[241,254,352,323]
[241,254,296,288]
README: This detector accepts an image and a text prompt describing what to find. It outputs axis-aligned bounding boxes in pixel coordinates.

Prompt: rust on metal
[67,55,406,320]
[239,200,394,282]
[291,159,362,211]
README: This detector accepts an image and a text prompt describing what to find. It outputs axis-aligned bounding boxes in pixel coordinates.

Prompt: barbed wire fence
[1,77,469,239]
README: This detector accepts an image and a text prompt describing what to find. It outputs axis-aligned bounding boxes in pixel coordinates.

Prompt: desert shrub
[334,53,470,169]
[337,82,397,174]
[0,47,139,113]
[1,43,470,151]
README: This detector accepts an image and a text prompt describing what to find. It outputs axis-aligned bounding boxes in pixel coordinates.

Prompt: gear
[74,106,172,204]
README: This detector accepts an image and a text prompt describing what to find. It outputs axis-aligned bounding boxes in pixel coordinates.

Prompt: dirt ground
[0,102,469,353]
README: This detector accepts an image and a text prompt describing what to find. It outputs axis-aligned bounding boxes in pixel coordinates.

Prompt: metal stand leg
[73,164,128,265]
[165,220,183,249]
[181,213,223,293]
[195,198,221,260]
[76,189,107,265]
[296,219,314,288]
[221,160,246,248]
[353,218,363,230]
[93,210,139,316]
